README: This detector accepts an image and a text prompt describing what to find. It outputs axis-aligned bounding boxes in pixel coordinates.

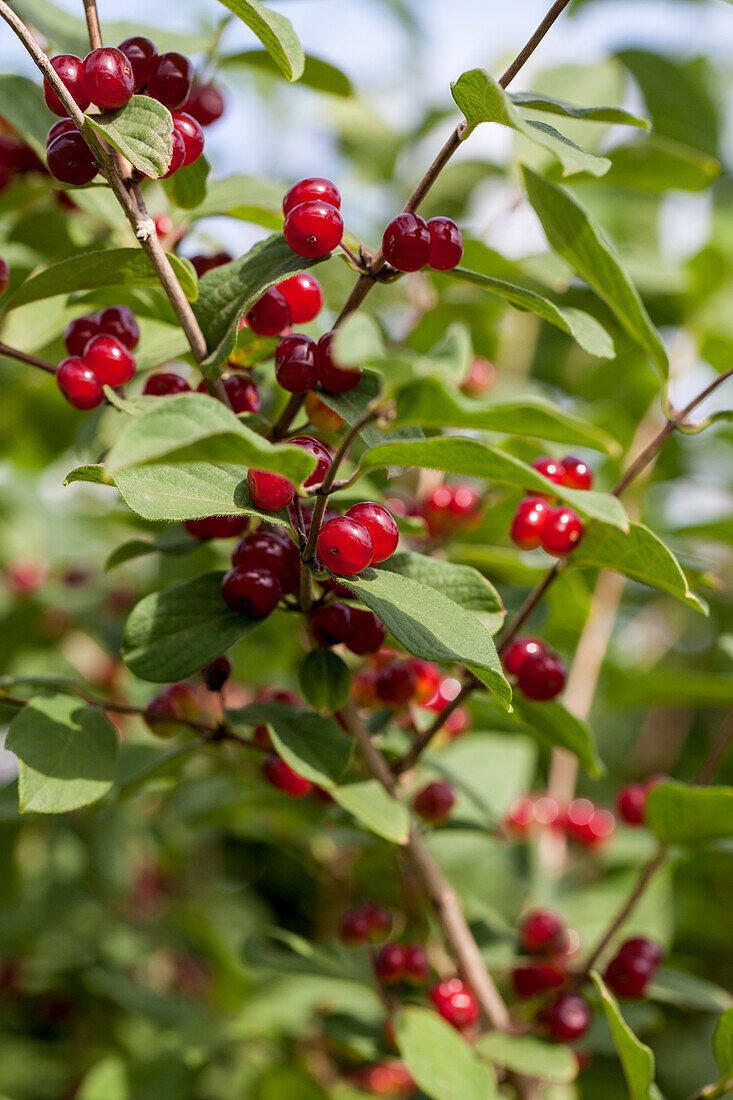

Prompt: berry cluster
[604,937,663,999]
[220,527,301,619]
[311,601,386,655]
[276,327,361,395]
[283,176,344,258]
[382,213,463,272]
[141,370,261,414]
[510,456,592,556]
[505,793,616,848]
[57,304,139,409]
[503,636,566,702]
[243,270,324,339]
[354,656,469,737]
[515,910,593,1043]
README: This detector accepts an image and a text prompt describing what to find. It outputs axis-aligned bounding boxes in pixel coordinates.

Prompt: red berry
[423,675,462,711]
[162,127,186,177]
[359,1062,416,1096]
[345,608,386,657]
[184,81,225,126]
[517,650,566,702]
[510,496,552,550]
[339,908,371,946]
[202,656,232,691]
[46,131,98,185]
[82,47,134,109]
[84,334,136,386]
[0,257,7,295]
[363,903,392,943]
[409,658,441,703]
[539,993,591,1043]
[461,356,496,397]
[617,784,647,826]
[540,507,584,557]
[560,455,593,491]
[604,953,655,999]
[290,435,332,489]
[346,503,399,564]
[423,483,481,536]
[56,356,104,410]
[246,286,290,337]
[374,661,418,708]
[512,962,566,999]
[118,36,158,92]
[143,371,190,396]
[584,807,616,847]
[427,216,463,270]
[284,200,343,258]
[430,978,480,1030]
[232,531,299,594]
[144,683,198,738]
[503,636,547,676]
[247,469,295,512]
[223,374,261,414]
[96,305,139,349]
[505,795,536,836]
[171,110,204,166]
[183,515,248,540]
[532,456,566,487]
[190,252,232,277]
[520,910,568,956]
[278,272,323,323]
[283,176,341,216]
[64,314,99,356]
[263,753,313,798]
[564,799,615,847]
[414,781,455,825]
[275,334,318,393]
[618,937,663,968]
[316,330,362,393]
[382,213,431,272]
[403,944,430,985]
[44,55,90,117]
[375,943,406,985]
[46,118,76,147]
[146,51,193,108]
[220,566,282,617]
[310,602,353,647]
[317,516,373,576]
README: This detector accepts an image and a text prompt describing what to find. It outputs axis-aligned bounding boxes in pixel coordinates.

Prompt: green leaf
[648,969,733,1013]
[112,462,291,524]
[221,49,352,96]
[343,568,511,709]
[122,571,263,682]
[592,972,656,1100]
[451,68,610,178]
[395,1007,498,1100]
[331,780,410,844]
[645,781,733,845]
[215,0,304,81]
[603,136,721,193]
[513,697,603,777]
[573,522,705,612]
[77,1056,128,1100]
[357,436,629,531]
[162,154,210,209]
[64,463,107,486]
[381,551,504,635]
[5,693,118,814]
[714,1008,733,1077]
[0,74,54,155]
[522,167,668,376]
[227,702,352,787]
[617,49,719,158]
[476,1032,577,1083]
[193,234,326,371]
[181,174,283,227]
[510,91,649,129]
[105,528,199,572]
[85,96,173,178]
[393,377,619,452]
[2,248,197,312]
[299,648,352,712]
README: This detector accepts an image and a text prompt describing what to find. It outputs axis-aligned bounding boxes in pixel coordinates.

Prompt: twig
[581,851,665,975]
[82,0,103,48]
[498,561,564,654]
[393,677,477,775]
[696,711,733,785]
[496,0,574,89]
[0,341,56,374]
[268,393,305,442]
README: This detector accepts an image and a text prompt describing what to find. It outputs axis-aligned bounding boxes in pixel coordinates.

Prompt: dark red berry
[223,374,261,414]
[84,334,136,385]
[520,910,568,956]
[246,286,290,337]
[618,937,663,968]
[202,656,232,691]
[540,507,584,557]
[339,908,371,946]
[316,330,362,393]
[560,455,593,491]
[184,81,225,126]
[374,661,418,708]
[44,55,90,117]
[532,456,566,487]
[510,496,551,550]
[220,565,282,617]
[263,753,313,798]
[284,200,343,258]
[275,334,318,393]
[183,514,249,540]
[604,953,655,999]
[363,903,392,943]
[512,962,566,999]
[617,784,647,826]
[539,993,591,1043]
[503,636,547,677]
[64,314,99,356]
[247,469,295,511]
[0,257,7,295]
[414,781,455,825]
[118,36,158,91]
[171,110,204,166]
[82,47,134,109]
[317,516,373,576]
[283,176,341,216]
[375,943,406,985]
[232,532,299,594]
[46,118,76,147]
[403,944,430,985]
[290,435,332,489]
[344,607,386,656]
[382,213,431,272]
[143,371,190,396]
[310,602,353,647]
[346,503,399,564]
[46,131,98,186]
[278,272,323,323]
[146,51,193,109]
[427,216,463,271]
[517,650,566,702]
[56,356,104,410]
[162,127,186,177]
[430,978,479,1030]
[190,252,232,277]
[96,305,139,349]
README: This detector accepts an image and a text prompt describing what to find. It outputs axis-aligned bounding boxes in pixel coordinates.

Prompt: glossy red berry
[118,36,158,91]
[184,81,225,126]
[540,993,591,1043]
[171,111,204,166]
[540,507,584,557]
[517,650,566,702]
[346,503,399,564]
[617,784,647,826]
[246,286,290,337]
[283,176,341,216]
[512,962,566,999]
[414,781,455,825]
[423,483,481,536]
[503,636,547,677]
[284,200,343,258]
[162,127,186,177]
[560,455,593,491]
[232,532,299,595]
[143,371,190,396]
[56,356,104,410]
[0,257,8,295]
[97,305,140,349]
[618,937,663,968]
[46,131,98,185]
[375,943,406,985]
[275,334,318,393]
[190,252,232,277]
[427,216,463,270]
[82,47,134,109]
[345,608,386,656]
[505,795,536,836]
[263,753,313,798]
[310,602,353,647]
[403,945,430,985]
[317,516,373,576]
[316,330,362,393]
[223,374,261,414]
[146,51,193,108]
[44,55,90,117]
[84,334,136,385]
[409,658,441,703]
[339,907,371,946]
[220,566,282,617]
[46,118,76,147]
[382,213,431,272]
[144,683,198,738]
[374,661,418,708]
[64,314,99,356]
[510,496,552,550]
[290,436,332,489]
[604,953,655,999]
[520,910,568,956]
[430,978,480,1030]
[202,656,232,691]
[183,514,248,540]
[278,272,323,323]
[247,469,295,512]
[532,456,566,487]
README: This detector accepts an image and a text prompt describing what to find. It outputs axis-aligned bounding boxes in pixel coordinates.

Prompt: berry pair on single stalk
[604,937,663,999]
[122,41,193,108]
[64,304,140,355]
[317,502,399,577]
[413,780,455,825]
[563,798,616,847]
[310,602,386,655]
[247,435,333,512]
[339,903,392,947]
[510,496,584,556]
[533,454,594,492]
[57,305,140,409]
[429,977,479,1030]
[422,483,482,538]
[503,636,567,702]
[275,329,362,396]
[242,271,324,340]
[220,528,300,618]
[382,213,463,272]
[283,177,343,258]
[375,943,430,986]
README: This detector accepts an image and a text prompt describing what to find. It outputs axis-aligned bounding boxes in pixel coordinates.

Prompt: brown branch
[581,851,665,976]
[696,710,733,785]
[82,0,103,49]
[268,393,306,442]
[393,677,478,775]
[0,341,56,374]
[496,0,574,88]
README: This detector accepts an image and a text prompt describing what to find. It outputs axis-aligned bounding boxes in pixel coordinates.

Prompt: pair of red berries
[220,529,300,619]
[339,903,392,946]
[44,48,134,116]
[248,435,333,513]
[311,601,386,655]
[57,305,140,409]
[382,213,463,273]
[275,329,362,395]
[353,653,448,713]
[413,780,455,825]
[512,909,575,1001]
[143,371,261,414]
[511,497,584,557]
[604,937,663,999]
[282,176,344,259]
[317,503,400,577]
[243,270,324,341]
[421,483,482,538]
[503,636,567,702]
[375,942,430,986]
[430,977,480,1030]
[616,775,665,826]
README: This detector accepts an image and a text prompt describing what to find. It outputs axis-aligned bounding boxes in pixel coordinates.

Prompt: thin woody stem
[581,851,665,976]
[82,0,103,49]
[0,341,57,374]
